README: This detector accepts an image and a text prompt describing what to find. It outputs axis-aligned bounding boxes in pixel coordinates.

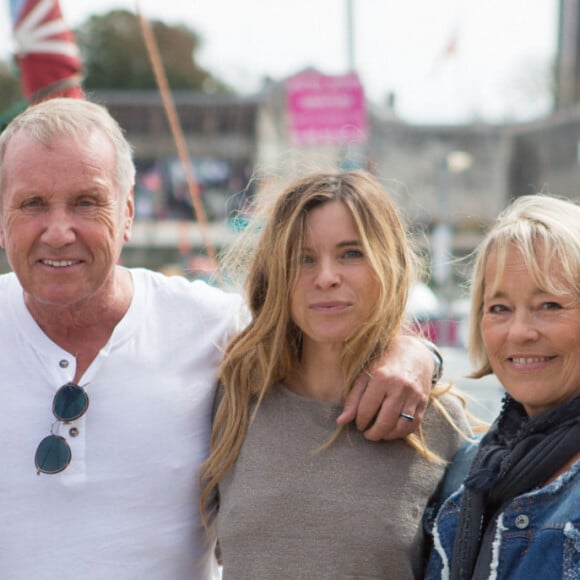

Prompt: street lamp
[431,150,473,345]
[432,149,473,286]
[446,150,473,174]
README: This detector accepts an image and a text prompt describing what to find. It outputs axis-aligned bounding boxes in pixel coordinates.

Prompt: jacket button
[515,514,529,529]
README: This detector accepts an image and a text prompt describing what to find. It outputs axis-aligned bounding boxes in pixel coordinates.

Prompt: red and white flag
[10,0,84,101]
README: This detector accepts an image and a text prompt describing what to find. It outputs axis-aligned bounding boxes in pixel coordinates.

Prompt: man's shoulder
[130,267,234,297]
[128,267,245,320]
[0,271,19,296]
[0,273,20,327]
[0,271,17,284]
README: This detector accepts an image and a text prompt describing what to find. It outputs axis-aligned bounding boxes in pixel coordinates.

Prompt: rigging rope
[135,2,219,274]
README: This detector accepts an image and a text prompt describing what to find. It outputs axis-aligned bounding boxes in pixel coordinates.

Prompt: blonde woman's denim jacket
[425,459,580,579]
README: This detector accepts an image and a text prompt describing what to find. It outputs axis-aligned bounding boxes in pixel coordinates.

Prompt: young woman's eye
[299,254,315,265]
[540,301,562,311]
[488,303,508,314]
[343,249,364,259]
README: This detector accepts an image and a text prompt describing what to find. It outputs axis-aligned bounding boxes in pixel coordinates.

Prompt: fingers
[363,393,428,441]
[353,361,430,440]
[398,412,416,423]
[336,373,369,425]
[338,370,429,440]
[336,332,434,440]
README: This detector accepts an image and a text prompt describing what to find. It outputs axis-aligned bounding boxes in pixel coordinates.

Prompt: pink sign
[285,70,368,146]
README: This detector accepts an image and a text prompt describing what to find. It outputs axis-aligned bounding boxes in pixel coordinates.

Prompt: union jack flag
[10,0,84,101]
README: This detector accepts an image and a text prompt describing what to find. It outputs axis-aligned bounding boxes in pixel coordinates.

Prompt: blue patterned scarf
[450,394,580,580]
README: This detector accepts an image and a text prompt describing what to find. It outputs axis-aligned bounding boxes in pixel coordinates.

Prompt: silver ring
[399,412,415,422]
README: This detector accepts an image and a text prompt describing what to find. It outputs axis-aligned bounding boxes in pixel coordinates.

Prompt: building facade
[1,85,580,282]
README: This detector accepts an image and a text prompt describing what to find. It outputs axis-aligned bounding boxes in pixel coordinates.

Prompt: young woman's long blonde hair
[200,170,459,520]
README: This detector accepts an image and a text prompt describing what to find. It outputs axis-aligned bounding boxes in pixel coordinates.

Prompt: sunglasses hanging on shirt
[35,382,89,475]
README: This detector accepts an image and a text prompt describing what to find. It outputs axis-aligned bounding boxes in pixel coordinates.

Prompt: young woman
[202,170,472,578]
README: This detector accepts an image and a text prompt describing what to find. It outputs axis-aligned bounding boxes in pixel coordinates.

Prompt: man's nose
[39,207,76,247]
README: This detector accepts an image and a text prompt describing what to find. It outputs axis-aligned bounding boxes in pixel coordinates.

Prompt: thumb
[336,373,369,425]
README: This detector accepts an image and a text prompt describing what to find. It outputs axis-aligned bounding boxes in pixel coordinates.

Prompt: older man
[0,98,439,579]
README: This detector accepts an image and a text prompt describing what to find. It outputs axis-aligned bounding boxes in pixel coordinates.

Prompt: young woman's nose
[314,258,340,289]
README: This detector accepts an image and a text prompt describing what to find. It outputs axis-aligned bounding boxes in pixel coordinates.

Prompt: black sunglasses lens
[53,383,89,421]
[35,435,72,474]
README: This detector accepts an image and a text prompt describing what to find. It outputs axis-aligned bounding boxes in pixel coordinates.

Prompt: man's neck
[25,269,133,381]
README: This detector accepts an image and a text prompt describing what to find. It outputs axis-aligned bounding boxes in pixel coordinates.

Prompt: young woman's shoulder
[430,388,473,432]
[422,387,476,462]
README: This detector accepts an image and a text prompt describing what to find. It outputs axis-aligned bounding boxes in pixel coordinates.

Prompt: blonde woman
[426,194,580,579]
[202,170,472,578]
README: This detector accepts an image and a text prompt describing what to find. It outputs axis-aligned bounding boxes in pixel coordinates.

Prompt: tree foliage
[1,9,232,125]
[0,61,24,122]
[76,10,231,92]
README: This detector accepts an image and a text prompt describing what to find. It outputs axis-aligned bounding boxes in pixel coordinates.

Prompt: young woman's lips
[309,301,351,311]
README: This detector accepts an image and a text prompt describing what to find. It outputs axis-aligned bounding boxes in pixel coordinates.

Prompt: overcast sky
[1,0,559,124]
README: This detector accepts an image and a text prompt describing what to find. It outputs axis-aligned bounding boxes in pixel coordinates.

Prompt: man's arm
[337,335,442,441]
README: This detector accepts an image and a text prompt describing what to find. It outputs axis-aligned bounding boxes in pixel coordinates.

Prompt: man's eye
[21,198,43,209]
[77,198,98,207]
[488,304,508,313]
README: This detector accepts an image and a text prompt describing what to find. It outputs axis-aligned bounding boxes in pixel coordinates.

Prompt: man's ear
[123,187,135,242]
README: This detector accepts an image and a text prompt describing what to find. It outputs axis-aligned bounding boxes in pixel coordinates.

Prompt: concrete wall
[368,118,510,226]
[508,107,580,200]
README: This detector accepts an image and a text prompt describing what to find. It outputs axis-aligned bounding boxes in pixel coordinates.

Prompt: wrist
[418,338,443,386]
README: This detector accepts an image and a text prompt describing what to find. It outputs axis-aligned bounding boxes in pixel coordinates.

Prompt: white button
[515,514,529,529]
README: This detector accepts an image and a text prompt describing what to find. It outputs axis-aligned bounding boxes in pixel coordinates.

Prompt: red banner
[285,70,368,146]
[10,0,84,101]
